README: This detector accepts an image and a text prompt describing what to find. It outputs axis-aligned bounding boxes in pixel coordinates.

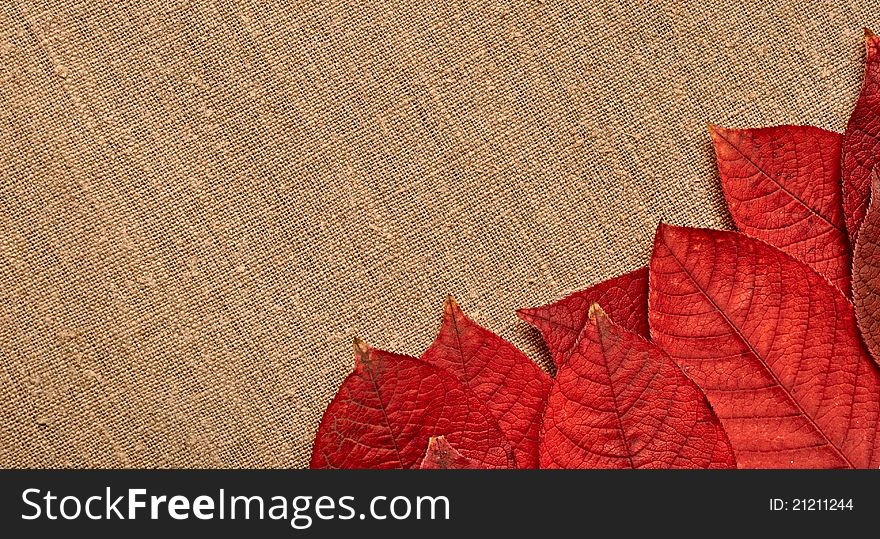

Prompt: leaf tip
[352,337,371,366]
[655,220,672,237]
[866,27,877,42]
[706,122,730,142]
[587,302,607,321]
[515,306,538,324]
[427,434,445,447]
[706,124,744,157]
[420,435,481,469]
[654,222,688,252]
[444,294,462,315]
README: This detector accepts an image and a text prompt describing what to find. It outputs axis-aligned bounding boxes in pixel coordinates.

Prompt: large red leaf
[517,267,648,367]
[649,224,880,468]
[539,303,736,469]
[421,297,551,468]
[853,169,880,364]
[419,436,484,469]
[842,28,880,245]
[709,124,850,294]
[310,339,514,469]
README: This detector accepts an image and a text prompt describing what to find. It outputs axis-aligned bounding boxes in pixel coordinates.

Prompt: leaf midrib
[593,319,638,469]
[364,365,405,467]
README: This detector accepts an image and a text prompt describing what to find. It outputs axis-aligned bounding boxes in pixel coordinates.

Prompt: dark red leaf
[517,267,648,367]
[539,303,736,469]
[709,124,850,294]
[421,297,551,468]
[310,339,514,469]
[649,224,880,468]
[853,169,880,364]
[843,28,880,245]
[419,436,484,469]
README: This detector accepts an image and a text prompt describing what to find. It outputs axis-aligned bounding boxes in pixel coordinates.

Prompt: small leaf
[539,303,736,469]
[517,267,648,367]
[709,124,850,294]
[843,28,880,245]
[649,224,880,468]
[421,297,552,468]
[853,169,880,364]
[419,436,484,469]
[310,339,514,469]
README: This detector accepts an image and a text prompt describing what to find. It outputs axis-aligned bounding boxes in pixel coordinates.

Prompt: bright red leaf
[419,436,484,469]
[709,124,850,294]
[421,297,551,468]
[310,339,514,469]
[517,267,648,367]
[842,28,880,245]
[853,169,880,364]
[539,303,735,469]
[649,224,880,468]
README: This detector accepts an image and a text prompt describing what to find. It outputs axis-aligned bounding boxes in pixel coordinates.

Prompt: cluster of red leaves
[311,30,880,469]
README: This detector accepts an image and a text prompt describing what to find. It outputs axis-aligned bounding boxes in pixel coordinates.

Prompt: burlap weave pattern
[0,0,876,467]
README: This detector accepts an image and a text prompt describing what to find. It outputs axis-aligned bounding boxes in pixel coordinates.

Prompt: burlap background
[0,0,877,468]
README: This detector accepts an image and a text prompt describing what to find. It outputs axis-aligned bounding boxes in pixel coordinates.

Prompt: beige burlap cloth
[0,0,875,467]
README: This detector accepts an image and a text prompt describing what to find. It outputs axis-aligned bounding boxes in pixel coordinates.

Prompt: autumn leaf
[421,297,551,468]
[517,267,648,367]
[649,224,880,468]
[539,303,735,469]
[709,124,850,294]
[310,339,514,469]
[419,436,484,469]
[842,28,880,245]
[853,169,880,364]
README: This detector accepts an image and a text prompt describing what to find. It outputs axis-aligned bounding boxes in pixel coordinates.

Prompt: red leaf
[539,303,735,469]
[419,436,484,469]
[421,297,551,468]
[842,28,880,245]
[649,224,880,468]
[853,169,880,364]
[709,124,850,294]
[517,267,648,367]
[310,339,514,469]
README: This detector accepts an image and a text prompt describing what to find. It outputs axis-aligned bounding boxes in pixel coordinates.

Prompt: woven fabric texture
[1,0,877,467]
